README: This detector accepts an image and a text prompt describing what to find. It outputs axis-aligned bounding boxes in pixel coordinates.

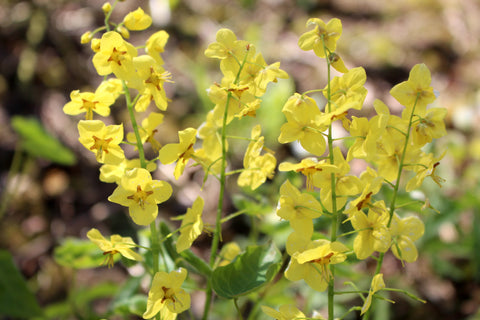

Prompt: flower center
[127,185,154,209]
[108,47,127,66]
[90,136,113,161]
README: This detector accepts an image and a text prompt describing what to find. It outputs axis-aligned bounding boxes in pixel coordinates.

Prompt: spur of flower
[143,268,191,320]
[87,228,142,268]
[78,120,125,165]
[175,197,204,253]
[108,168,172,226]
[285,238,348,292]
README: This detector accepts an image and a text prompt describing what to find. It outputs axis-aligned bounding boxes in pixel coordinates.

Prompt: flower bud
[102,2,112,14]
[80,31,92,44]
[117,25,130,39]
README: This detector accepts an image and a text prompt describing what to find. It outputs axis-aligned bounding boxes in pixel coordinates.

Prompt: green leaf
[54,237,108,269]
[212,242,281,299]
[0,250,43,318]
[11,116,76,165]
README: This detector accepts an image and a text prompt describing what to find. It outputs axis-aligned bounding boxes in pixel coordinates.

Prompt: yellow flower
[80,31,92,44]
[78,120,125,164]
[390,63,436,116]
[143,268,191,320]
[389,214,424,263]
[279,158,338,191]
[146,30,169,65]
[278,93,327,156]
[261,305,306,320]
[129,55,173,111]
[298,18,342,58]
[99,158,156,183]
[410,107,447,146]
[108,168,172,226]
[175,197,204,253]
[63,88,115,120]
[87,228,142,268]
[276,179,322,233]
[238,125,276,190]
[360,274,386,315]
[350,205,391,260]
[159,128,197,179]
[285,239,348,292]
[405,151,445,192]
[92,31,137,80]
[126,112,164,152]
[123,7,152,31]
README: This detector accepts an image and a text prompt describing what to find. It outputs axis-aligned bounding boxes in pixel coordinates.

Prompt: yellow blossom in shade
[146,30,169,66]
[389,214,424,263]
[204,28,254,77]
[361,274,386,315]
[278,93,328,156]
[175,197,204,253]
[159,128,197,179]
[63,88,114,120]
[298,18,342,58]
[143,268,190,320]
[108,168,172,226]
[344,167,383,216]
[127,112,164,152]
[285,239,348,292]
[87,228,142,268]
[123,7,152,31]
[405,151,445,192]
[350,206,391,260]
[276,179,322,233]
[410,107,447,147]
[218,242,241,266]
[279,158,338,191]
[99,158,156,183]
[92,31,137,80]
[129,55,173,111]
[390,63,436,116]
[261,305,306,320]
[238,125,276,190]
[96,78,124,101]
[78,120,125,164]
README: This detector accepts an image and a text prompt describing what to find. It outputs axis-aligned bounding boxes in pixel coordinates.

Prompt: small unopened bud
[80,31,92,44]
[91,38,101,52]
[102,2,112,14]
[117,25,130,39]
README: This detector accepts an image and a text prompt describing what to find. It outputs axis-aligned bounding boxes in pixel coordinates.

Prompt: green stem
[363,93,420,320]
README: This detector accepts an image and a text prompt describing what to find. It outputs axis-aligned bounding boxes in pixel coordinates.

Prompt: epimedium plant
[56,1,447,320]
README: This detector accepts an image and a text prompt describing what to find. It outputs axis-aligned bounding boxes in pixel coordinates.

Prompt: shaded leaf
[54,237,109,269]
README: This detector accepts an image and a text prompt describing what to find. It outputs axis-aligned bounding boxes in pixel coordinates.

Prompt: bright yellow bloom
[143,268,190,320]
[78,120,125,164]
[238,125,276,190]
[279,158,338,191]
[129,55,173,111]
[159,128,197,179]
[298,18,342,58]
[123,7,152,31]
[87,228,142,268]
[350,205,391,260]
[276,179,322,233]
[63,88,115,120]
[389,214,424,263]
[344,167,383,216]
[146,30,169,65]
[126,112,164,152]
[278,93,328,156]
[360,274,386,315]
[261,305,306,320]
[108,168,172,226]
[92,31,137,80]
[195,111,223,175]
[175,197,204,253]
[99,158,156,183]
[390,63,436,116]
[410,107,447,146]
[285,239,348,292]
